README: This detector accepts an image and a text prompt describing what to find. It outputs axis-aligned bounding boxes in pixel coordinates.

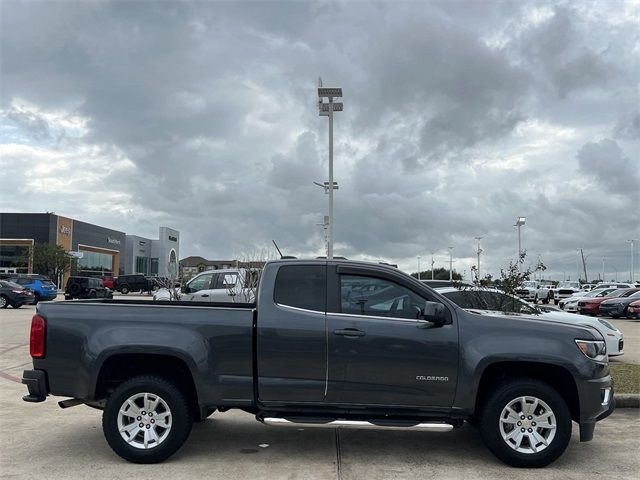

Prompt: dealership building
[0,213,179,284]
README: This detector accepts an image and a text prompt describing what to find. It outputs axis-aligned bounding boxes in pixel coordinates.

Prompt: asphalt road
[1,301,639,479]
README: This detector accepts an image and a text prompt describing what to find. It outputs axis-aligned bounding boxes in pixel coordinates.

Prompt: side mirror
[421,301,447,325]
[181,285,190,294]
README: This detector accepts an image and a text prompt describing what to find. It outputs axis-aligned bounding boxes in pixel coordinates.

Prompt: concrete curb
[615,394,640,408]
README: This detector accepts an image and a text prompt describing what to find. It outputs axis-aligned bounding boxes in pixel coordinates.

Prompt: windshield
[586,288,616,298]
[521,281,537,288]
[442,290,539,315]
[558,282,579,288]
[1,281,23,289]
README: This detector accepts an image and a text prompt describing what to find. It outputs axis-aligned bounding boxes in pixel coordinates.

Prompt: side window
[443,290,485,309]
[274,265,326,312]
[340,275,425,320]
[213,273,238,289]
[188,273,213,292]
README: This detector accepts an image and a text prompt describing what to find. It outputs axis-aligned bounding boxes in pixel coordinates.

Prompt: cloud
[1,0,639,281]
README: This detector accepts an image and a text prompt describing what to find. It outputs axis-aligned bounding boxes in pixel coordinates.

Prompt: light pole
[448,247,454,282]
[431,252,435,280]
[417,256,421,281]
[318,78,343,260]
[602,256,605,282]
[514,217,526,270]
[576,249,581,283]
[628,239,636,283]
[474,236,483,282]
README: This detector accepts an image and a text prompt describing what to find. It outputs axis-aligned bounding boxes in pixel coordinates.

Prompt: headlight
[575,340,607,362]
[597,319,617,331]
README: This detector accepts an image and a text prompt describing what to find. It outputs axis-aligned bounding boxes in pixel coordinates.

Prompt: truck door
[256,264,327,403]
[325,266,458,408]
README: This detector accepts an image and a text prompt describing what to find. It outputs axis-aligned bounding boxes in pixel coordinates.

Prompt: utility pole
[580,248,588,283]
[576,249,581,283]
[448,247,454,282]
[431,253,435,280]
[417,256,421,281]
[628,240,636,283]
[602,256,605,282]
[474,236,483,282]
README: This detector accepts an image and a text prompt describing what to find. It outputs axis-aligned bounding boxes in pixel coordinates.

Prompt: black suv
[64,277,112,300]
[113,274,152,294]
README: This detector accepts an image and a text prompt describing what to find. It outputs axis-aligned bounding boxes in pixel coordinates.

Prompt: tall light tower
[317,78,343,260]
[417,256,421,281]
[628,239,636,283]
[514,217,526,270]
[448,246,454,282]
[474,236,483,282]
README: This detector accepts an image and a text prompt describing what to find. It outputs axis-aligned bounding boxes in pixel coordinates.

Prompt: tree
[21,243,72,286]
[493,251,546,296]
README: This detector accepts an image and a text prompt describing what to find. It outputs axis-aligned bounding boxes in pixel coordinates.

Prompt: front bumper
[578,374,614,442]
[599,305,625,317]
[22,369,49,402]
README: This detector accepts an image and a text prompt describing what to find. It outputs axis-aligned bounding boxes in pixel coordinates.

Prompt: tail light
[30,315,46,358]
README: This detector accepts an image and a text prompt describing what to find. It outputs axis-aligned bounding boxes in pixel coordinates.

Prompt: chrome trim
[328,312,423,324]
[261,417,453,432]
[275,303,325,315]
[601,387,611,406]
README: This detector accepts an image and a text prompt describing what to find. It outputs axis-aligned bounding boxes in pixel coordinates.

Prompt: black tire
[554,300,559,305]
[479,378,571,468]
[10,303,23,308]
[88,290,97,299]
[0,295,9,309]
[120,285,130,294]
[68,283,81,295]
[33,293,40,305]
[102,375,193,464]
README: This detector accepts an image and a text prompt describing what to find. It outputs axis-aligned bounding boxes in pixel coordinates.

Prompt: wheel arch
[94,352,200,415]
[475,361,580,422]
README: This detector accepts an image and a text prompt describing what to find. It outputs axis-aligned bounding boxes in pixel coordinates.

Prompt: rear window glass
[274,265,326,312]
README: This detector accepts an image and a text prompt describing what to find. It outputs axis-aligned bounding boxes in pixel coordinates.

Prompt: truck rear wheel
[479,378,571,468]
[102,375,193,463]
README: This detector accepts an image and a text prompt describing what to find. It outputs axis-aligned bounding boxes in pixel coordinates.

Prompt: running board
[261,417,454,432]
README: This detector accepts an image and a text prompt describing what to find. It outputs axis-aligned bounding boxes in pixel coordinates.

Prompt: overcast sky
[1,0,638,282]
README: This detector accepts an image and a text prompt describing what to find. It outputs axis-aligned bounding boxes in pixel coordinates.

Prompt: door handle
[333,328,366,338]
[201,294,209,298]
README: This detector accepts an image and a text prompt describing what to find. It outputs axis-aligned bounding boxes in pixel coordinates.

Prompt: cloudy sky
[1,0,638,282]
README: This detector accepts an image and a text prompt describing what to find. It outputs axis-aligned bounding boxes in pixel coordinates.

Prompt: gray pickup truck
[22,259,614,467]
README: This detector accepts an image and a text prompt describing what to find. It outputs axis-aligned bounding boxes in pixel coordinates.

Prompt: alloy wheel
[117,392,172,450]
[499,396,557,454]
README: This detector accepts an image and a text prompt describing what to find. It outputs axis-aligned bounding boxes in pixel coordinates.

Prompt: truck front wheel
[102,375,193,463]
[479,379,571,468]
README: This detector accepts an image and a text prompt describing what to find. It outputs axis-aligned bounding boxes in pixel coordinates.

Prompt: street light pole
[514,217,526,271]
[576,249,580,283]
[448,247,454,282]
[431,253,435,280]
[417,256,421,280]
[474,236,483,282]
[602,256,605,282]
[318,79,343,260]
[628,240,636,283]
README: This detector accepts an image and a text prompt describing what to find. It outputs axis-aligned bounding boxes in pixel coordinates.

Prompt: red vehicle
[101,277,114,289]
[626,299,640,319]
[578,288,633,316]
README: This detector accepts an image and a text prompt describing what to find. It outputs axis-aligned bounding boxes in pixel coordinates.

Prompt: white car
[436,287,624,357]
[559,288,619,312]
[180,268,258,303]
[554,281,582,304]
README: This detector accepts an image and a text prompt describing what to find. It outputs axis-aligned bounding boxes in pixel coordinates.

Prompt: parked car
[554,281,581,304]
[435,287,624,356]
[514,280,539,301]
[23,259,614,467]
[598,290,640,318]
[592,282,635,290]
[578,288,640,316]
[534,284,556,304]
[64,276,113,300]
[559,288,618,312]
[6,274,57,304]
[626,300,640,319]
[113,274,153,294]
[180,268,258,303]
[0,280,35,308]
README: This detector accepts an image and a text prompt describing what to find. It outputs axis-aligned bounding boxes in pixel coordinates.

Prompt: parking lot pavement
[2,304,639,479]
